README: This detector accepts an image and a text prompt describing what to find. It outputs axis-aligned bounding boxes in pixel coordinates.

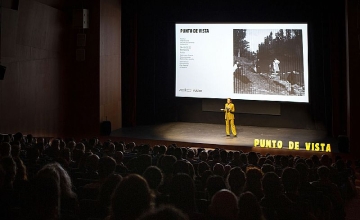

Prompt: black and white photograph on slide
[233,29,305,96]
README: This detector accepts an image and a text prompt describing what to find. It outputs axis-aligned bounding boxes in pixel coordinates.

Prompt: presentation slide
[175,23,309,102]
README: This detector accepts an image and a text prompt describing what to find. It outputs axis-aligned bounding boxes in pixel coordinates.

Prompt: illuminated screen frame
[175,23,309,103]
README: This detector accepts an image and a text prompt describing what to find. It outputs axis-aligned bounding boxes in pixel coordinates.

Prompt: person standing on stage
[222,98,237,137]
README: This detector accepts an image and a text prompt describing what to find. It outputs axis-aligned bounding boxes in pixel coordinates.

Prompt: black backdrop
[121,0,347,137]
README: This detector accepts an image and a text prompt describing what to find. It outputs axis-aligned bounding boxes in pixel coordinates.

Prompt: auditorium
[1,0,360,219]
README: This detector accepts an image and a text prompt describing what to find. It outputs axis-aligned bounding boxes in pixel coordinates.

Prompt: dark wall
[122,0,347,136]
[1,0,120,138]
[0,0,70,137]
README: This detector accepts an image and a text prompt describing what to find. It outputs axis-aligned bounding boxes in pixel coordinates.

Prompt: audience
[0,132,358,220]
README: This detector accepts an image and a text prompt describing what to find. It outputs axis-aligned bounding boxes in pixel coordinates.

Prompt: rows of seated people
[0,132,358,220]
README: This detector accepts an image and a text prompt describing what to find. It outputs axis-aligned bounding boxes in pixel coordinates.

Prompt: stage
[110,122,340,157]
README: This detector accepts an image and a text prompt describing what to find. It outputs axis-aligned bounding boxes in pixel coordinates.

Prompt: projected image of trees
[233,29,305,96]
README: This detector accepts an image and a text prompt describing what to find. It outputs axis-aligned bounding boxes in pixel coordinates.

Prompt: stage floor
[110,122,338,154]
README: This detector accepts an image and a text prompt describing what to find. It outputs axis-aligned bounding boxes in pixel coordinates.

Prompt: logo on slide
[179,88,192,92]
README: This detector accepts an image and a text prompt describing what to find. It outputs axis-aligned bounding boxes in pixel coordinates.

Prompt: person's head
[295,162,309,182]
[111,174,153,220]
[206,175,227,200]
[7,134,13,143]
[36,137,44,144]
[46,162,76,199]
[181,147,188,159]
[240,153,248,164]
[51,139,60,150]
[88,138,97,148]
[26,134,34,144]
[172,147,181,160]
[233,151,240,160]
[317,165,330,180]
[0,156,17,187]
[115,142,125,152]
[106,143,116,155]
[227,167,246,196]
[258,157,267,167]
[335,159,346,171]
[246,166,263,184]
[66,140,76,152]
[227,98,231,104]
[32,164,61,220]
[13,157,27,181]
[266,155,274,163]
[199,151,208,161]
[126,142,136,151]
[143,166,163,191]
[158,145,167,155]
[13,132,23,142]
[173,160,190,175]
[75,142,86,153]
[213,163,225,177]
[186,149,195,160]
[159,155,177,174]
[197,161,210,177]
[238,191,263,220]
[220,150,228,162]
[0,164,5,188]
[0,142,11,158]
[320,154,331,167]
[169,173,196,213]
[98,156,116,178]
[261,164,275,174]
[98,173,122,208]
[114,151,124,164]
[135,154,152,175]
[227,151,233,160]
[311,155,320,166]
[280,155,289,168]
[27,147,40,163]
[305,158,314,169]
[209,189,238,220]
[85,154,100,172]
[262,172,282,196]
[244,166,263,198]
[11,144,21,158]
[138,205,189,220]
[281,167,299,193]
[72,148,84,165]
[247,152,259,166]
[60,148,71,163]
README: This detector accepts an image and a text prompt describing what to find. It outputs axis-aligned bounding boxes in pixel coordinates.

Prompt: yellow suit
[224,103,237,136]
